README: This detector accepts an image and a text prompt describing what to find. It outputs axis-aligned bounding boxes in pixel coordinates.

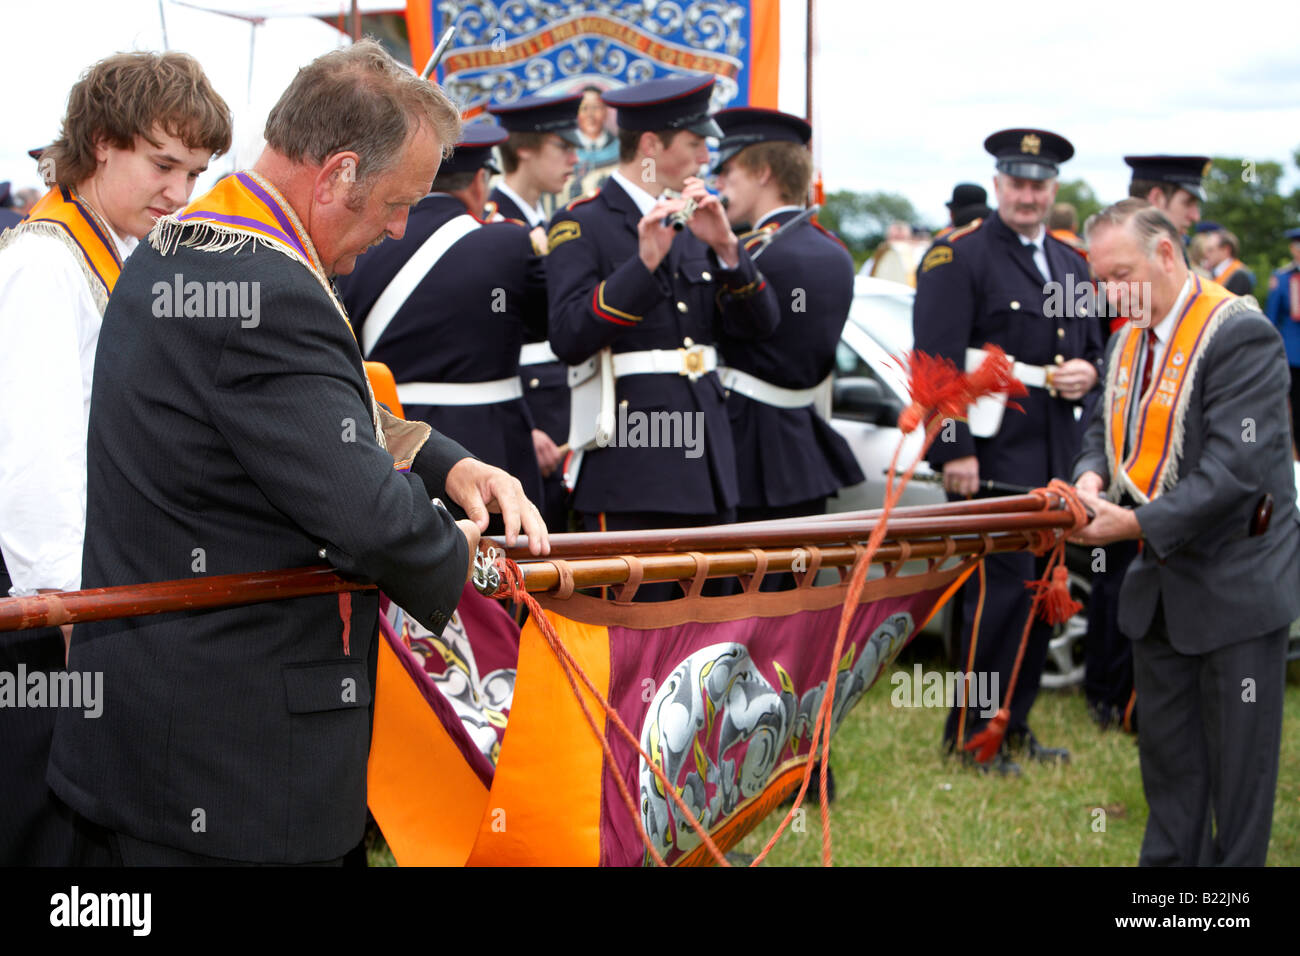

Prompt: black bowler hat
[487,92,583,147]
[946,183,991,227]
[1124,155,1210,202]
[1286,227,1300,242]
[984,128,1073,180]
[440,122,509,176]
[946,182,987,211]
[603,75,724,139]
[710,106,810,172]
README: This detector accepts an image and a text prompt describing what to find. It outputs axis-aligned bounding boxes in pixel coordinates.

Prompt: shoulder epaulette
[1047,229,1088,261]
[812,219,849,252]
[739,221,778,253]
[564,193,599,212]
[947,218,982,242]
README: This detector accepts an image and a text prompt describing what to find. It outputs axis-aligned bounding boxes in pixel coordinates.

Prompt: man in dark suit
[711,107,864,542]
[1073,199,1298,865]
[1085,157,1212,733]
[47,40,547,866]
[1202,229,1255,297]
[913,128,1102,773]
[545,75,779,549]
[337,122,548,515]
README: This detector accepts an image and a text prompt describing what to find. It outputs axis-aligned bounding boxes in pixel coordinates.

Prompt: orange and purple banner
[368,555,974,866]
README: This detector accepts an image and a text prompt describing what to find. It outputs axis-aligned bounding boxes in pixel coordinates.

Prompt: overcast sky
[5,0,1299,226]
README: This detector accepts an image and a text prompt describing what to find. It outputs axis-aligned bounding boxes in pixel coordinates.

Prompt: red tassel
[901,350,968,430]
[963,707,1009,763]
[964,345,1028,402]
[1029,564,1083,626]
[901,346,1030,435]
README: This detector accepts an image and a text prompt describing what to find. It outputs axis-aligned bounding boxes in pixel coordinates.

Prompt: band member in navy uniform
[485,91,581,228]
[913,128,1102,773]
[486,93,584,532]
[545,75,780,562]
[711,107,864,559]
[337,122,547,514]
[1083,155,1211,731]
[1125,155,1207,236]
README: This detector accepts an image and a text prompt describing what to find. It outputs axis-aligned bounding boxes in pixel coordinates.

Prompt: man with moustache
[47,40,547,865]
[0,51,231,864]
[913,129,1102,774]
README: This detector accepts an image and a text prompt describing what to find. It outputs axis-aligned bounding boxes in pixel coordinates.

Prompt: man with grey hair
[1072,198,1298,865]
[48,39,549,866]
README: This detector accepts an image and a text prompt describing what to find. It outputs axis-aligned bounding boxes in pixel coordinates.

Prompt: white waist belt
[718,367,824,408]
[397,377,523,406]
[611,345,718,380]
[519,342,559,366]
[964,348,1049,389]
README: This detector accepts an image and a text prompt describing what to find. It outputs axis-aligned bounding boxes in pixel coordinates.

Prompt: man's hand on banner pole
[445,458,550,555]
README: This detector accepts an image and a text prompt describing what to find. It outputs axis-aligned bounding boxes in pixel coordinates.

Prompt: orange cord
[493,557,731,867]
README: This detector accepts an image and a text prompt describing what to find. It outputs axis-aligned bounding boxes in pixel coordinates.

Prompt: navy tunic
[717,209,864,508]
[545,176,780,517]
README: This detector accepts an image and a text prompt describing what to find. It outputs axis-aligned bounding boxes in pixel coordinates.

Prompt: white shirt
[1146,276,1192,372]
[1211,258,1233,279]
[0,223,135,594]
[493,180,547,229]
[1018,225,1050,282]
[576,129,611,151]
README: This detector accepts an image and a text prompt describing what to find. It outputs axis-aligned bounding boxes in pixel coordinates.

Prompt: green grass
[734,650,1300,866]
[368,650,1300,867]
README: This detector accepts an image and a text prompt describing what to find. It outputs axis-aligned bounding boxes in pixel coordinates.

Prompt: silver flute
[668,197,698,231]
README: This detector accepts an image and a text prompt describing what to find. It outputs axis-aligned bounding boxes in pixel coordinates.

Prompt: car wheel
[1040,566,1090,690]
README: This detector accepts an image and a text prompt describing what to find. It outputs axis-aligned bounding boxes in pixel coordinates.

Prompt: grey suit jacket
[1073,304,1300,652]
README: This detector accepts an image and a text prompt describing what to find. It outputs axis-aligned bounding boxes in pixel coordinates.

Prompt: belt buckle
[679,345,707,380]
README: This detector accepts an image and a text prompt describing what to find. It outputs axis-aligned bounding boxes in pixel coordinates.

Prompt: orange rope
[955,558,987,751]
[965,479,1090,761]
[493,557,731,867]
[750,412,949,866]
